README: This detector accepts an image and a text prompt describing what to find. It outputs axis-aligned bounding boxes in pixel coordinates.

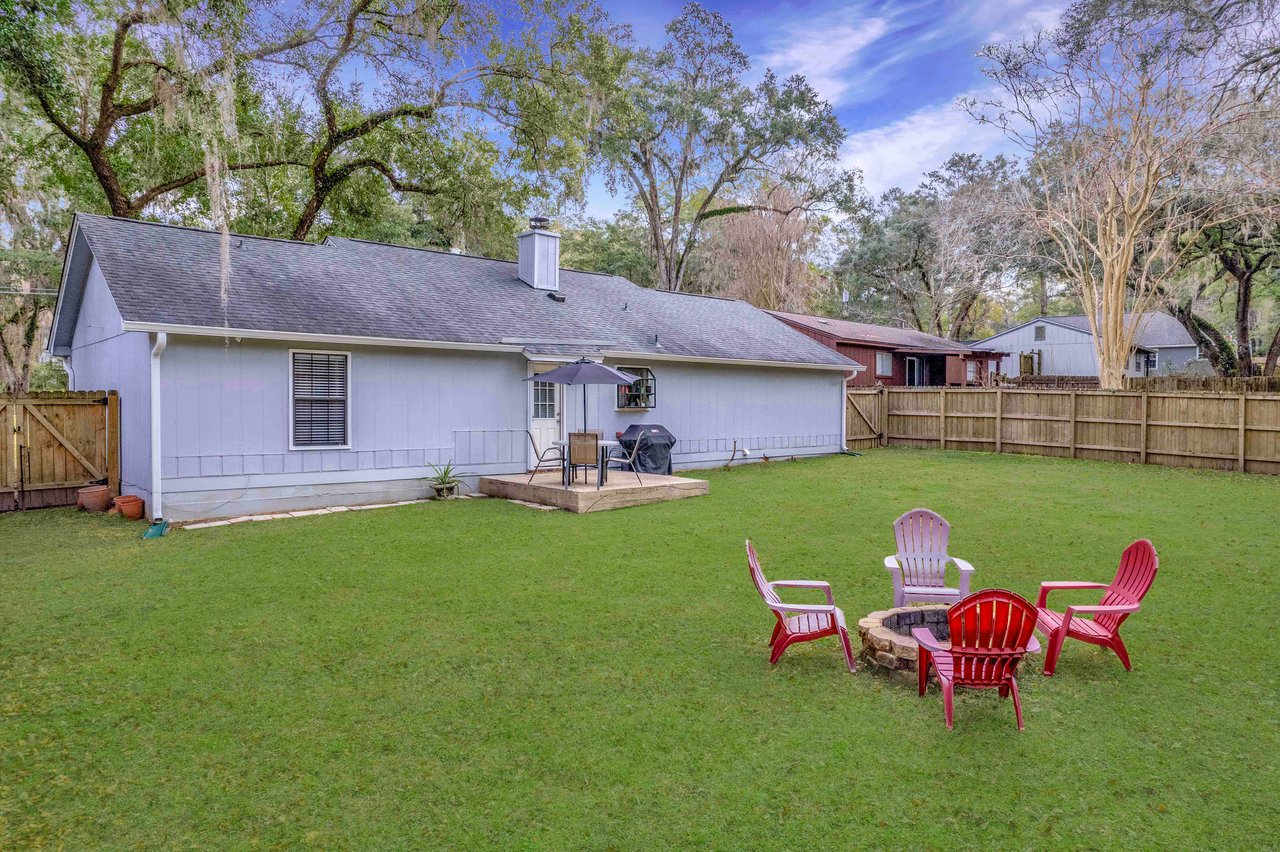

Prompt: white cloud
[757,1,1067,107]
[760,12,890,105]
[842,92,1013,195]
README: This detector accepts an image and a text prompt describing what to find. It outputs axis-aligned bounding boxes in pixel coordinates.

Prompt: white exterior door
[529,377,562,468]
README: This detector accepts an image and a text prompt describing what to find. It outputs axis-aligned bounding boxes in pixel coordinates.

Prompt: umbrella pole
[583,385,588,432]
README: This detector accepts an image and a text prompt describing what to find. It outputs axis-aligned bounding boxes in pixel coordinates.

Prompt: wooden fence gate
[845,390,883,451]
[2,391,119,511]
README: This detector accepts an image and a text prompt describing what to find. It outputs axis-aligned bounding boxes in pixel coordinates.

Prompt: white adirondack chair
[883,509,974,607]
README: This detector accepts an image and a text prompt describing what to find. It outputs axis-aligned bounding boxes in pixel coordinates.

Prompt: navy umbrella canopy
[524,358,640,433]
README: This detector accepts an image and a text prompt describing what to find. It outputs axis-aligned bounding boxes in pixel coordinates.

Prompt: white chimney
[517,216,560,291]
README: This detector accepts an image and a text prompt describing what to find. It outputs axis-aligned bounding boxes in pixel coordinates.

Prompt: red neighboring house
[768,311,1005,387]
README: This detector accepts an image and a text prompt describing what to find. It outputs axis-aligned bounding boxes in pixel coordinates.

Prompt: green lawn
[2,449,1278,848]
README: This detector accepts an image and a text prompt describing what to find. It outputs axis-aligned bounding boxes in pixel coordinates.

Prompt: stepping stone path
[182,499,429,530]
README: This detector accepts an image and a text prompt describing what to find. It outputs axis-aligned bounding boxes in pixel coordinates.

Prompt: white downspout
[839,373,847,452]
[150,332,167,521]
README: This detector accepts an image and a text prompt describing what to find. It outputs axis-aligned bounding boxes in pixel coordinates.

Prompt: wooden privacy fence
[2,391,120,511]
[846,387,1280,475]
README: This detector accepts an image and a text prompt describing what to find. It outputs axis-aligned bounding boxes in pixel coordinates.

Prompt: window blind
[292,352,348,447]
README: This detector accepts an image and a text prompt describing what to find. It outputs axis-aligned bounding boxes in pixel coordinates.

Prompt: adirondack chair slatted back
[745,540,782,609]
[947,590,1038,687]
[1096,539,1158,632]
[894,509,951,587]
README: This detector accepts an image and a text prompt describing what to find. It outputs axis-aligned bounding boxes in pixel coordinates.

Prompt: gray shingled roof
[55,214,859,369]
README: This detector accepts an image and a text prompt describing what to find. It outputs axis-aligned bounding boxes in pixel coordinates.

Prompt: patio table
[553,438,619,488]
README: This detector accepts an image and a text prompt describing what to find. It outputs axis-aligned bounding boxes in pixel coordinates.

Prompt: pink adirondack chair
[1036,539,1158,677]
[883,509,974,607]
[914,589,1041,730]
[746,540,856,672]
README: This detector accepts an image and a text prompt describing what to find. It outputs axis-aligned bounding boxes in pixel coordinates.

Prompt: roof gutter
[601,349,864,373]
[119,322,527,354]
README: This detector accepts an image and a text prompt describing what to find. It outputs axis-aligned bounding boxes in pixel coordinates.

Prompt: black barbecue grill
[616,423,677,475]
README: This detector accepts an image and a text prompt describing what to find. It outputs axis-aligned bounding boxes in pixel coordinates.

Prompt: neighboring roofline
[768,310,982,354]
[119,322,865,371]
[975,314,1191,349]
[974,316,1094,344]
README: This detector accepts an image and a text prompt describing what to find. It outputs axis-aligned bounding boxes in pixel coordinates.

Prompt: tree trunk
[1265,323,1280,376]
[293,170,336,241]
[84,142,133,217]
[1037,270,1048,315]
[1168,303,1238,376]
[1230,264,1256,376]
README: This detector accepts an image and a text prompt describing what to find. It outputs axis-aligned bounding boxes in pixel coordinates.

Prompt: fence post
[1238,393,1248,472]
[995,388,1003,454]
[1069,391,1077,458]
[939,389,947,450]
[106,390,121,496]
[879,386,888,447]
[1139,392,1149,464]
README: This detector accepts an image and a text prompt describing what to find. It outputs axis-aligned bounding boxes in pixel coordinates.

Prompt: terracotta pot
[77,485,112,513]
[114,495,145,521]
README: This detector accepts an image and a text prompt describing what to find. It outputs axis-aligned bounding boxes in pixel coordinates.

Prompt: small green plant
[425,461,473,498]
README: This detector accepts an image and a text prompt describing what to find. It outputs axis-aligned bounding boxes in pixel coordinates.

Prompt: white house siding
[982,321,1104,377]
[569,360,845,468]
[66,260,153,504]
[147,341,844,519]
[158,338,530,519]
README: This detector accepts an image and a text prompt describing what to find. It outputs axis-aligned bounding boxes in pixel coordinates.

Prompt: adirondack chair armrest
[1026,634,1041,654]
[910,626,947,653]
[1036,581,1108,608]
[883,555,901,573]
[768,602,837,616]
[1065,602,1140,619]
[769,580,835,605]
[950,557,975,573]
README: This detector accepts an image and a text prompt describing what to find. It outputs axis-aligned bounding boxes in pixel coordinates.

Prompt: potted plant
[426,461,472,499]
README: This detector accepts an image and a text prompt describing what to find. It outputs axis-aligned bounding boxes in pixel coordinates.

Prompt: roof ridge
[330,236,621,278]
[77,212,323,248]
[648,289,742,303]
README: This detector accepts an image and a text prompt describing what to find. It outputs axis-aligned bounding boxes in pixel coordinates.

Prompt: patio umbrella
[524,358,639,433]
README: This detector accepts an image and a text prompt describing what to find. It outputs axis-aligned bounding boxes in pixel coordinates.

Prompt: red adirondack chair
[913,589,1041,730]
[746,540,856,673]
[1036,539,1158,677]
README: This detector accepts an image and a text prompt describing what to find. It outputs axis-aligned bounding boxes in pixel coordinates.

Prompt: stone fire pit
[857,604,1042,683]
[857,605,950,680]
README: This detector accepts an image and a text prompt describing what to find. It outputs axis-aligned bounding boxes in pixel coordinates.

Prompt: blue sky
[583,0,1065,216]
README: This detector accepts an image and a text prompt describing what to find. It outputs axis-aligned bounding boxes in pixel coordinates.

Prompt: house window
[291,351,349,448]
[617,367,656,409]
[533,381,557,419]
[1034,325,1046,341]
[966,360,978,382]
[875,351,893,377]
